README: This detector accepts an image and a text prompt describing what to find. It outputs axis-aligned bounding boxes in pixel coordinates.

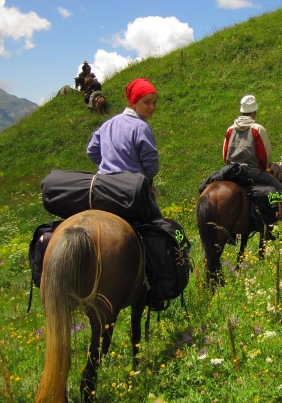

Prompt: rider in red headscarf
[87,78,162,219]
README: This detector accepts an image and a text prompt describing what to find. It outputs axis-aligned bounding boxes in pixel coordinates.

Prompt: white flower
[197,354,207,360]
[266,304,276,313]
[259,331,277,342]
[266,357,273,363]
[210,358,224,365]
[263,331,277,338]
[256,290,266,296]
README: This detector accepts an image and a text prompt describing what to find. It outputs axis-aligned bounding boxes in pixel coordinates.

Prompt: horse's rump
[42,210,145,308]
[199,181,251,235]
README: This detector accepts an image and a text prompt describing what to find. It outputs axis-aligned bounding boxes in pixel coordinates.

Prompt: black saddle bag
[41,170,151,223]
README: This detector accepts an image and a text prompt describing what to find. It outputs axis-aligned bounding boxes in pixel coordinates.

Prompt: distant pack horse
[34,210,147,403]
[196,163,282,287]
[84,76,107,114]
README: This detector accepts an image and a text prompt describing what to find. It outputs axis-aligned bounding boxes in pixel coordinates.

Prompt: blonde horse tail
[34,226,99,403]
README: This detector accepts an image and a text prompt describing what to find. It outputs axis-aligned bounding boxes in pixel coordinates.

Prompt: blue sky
[0,0,282,105]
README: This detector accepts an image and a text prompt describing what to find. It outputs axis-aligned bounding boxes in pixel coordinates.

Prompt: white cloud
[92,49,135,82]
[113,16,194,58]
[0,0,51,58]
[215,0,257,9]
[57,7,72,18]
[86,16,194,82]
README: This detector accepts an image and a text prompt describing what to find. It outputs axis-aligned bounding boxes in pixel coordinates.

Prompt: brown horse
[88,93,107,114]
[84,76,107,114]
[34,210,147,403]
[196,163,282,287]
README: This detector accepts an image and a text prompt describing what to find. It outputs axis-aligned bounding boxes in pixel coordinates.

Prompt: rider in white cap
[223,94,282,190]
[223,94,282,240]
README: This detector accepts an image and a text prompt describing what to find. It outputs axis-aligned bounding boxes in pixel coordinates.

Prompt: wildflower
[260,331,277,341]
[257,290,266,296]
[203,336,210,344]
[254,326,262,334]
[266,357,273,363]
[35,328,44,337]
[160,363,166,368]
[71,323,84,334]
[197,354,207,360]
[229,316,239,328]
[247,349,261,359]
[210,358,224,365]
[175,349,184,359]
[266,303,276,313]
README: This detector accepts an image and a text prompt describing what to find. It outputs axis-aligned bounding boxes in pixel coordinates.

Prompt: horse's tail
[34,226,99,403]
[196,194,222,282]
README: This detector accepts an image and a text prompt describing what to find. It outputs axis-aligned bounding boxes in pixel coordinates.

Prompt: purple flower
[254,326,262,334]
[71,323,84,334]
[35,328,44,337]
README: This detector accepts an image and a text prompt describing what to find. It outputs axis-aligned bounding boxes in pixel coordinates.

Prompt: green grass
[1,8,282,403]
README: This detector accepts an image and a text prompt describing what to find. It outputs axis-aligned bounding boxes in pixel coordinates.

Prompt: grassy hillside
[1,9,282,216]
[1,8,282,402]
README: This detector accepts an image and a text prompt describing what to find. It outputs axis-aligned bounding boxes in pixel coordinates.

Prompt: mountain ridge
[0,88,39,132]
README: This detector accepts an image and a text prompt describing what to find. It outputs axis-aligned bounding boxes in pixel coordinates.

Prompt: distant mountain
[0,89,39,132]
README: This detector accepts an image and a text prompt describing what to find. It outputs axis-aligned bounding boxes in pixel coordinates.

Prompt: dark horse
[196,163,282,287]
[34,210,147,403]
[75,73,96,92]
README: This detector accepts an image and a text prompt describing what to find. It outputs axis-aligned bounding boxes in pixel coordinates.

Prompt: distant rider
[75,61,96,89]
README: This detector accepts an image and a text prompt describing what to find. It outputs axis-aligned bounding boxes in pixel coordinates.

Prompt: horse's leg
[259,231,266,260]
[237,233,249,269]
[80,311,117,403]
[130,292,147,369]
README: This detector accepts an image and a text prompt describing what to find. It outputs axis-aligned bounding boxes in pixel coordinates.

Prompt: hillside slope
[1,8,282,227]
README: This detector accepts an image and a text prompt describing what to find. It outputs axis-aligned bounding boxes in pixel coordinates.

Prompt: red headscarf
[125,78,157,105]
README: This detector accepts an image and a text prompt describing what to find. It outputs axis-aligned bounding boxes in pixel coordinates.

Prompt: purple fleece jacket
[87,108,159,179]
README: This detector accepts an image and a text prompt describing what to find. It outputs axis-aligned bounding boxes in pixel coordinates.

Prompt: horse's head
[268,163,282,182]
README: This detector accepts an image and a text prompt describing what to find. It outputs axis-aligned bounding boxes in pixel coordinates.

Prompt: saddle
[199,163,282,232]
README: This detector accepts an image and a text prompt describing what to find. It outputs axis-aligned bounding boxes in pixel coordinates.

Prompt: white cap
[240,95,258,113]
